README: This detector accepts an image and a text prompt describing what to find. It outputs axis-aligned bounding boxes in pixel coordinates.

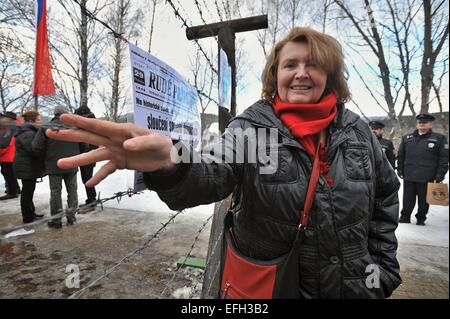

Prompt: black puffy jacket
[397,129,448,183]
[13,124,45,180]
[145,100,401,299]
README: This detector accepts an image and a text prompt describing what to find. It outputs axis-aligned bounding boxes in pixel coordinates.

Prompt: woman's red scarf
[273,93,337,186]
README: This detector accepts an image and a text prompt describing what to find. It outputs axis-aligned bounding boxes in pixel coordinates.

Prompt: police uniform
[369,121,396,169]
[397,114,449,225]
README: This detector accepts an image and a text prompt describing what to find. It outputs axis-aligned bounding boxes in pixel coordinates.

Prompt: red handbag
[219,145,322,299]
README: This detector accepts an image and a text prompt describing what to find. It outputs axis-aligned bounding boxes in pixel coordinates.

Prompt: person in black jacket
[46,27,401,298]
[13,110,45,223]
[33,106,80,228]
[369,121,396,169]
[74,106,98,212]
[397,114,449,225]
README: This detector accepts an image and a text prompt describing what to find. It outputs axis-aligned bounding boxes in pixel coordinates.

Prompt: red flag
[34,0,55,95]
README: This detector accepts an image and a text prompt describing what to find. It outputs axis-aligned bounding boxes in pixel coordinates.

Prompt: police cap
[369,121,385,129]
[416,113,435,122]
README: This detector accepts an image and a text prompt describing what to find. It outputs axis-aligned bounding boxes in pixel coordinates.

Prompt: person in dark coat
[0,111,21,199]
[33,106,81,228]
[397,113,449,225]
[74,106,98,212]
[369,121,396,169]
[13,110,45,223]
[47,27,401,298]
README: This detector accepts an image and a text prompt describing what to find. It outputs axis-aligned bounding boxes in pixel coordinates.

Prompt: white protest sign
[128,44,201,190]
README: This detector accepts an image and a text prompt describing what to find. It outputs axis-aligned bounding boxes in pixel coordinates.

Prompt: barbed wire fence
[165,0,219,76]
[159,213,213,298]
[0,188,142,239]
[68,0,220,102]
[67,209,186,299]
[0,0,230,299]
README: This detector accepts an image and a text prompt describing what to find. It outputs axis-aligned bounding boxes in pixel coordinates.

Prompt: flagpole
[33,0,38,110]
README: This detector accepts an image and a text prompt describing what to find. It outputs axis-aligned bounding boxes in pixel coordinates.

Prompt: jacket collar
[233,99,359,136]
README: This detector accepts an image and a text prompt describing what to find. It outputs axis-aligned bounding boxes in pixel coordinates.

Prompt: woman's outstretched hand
[46,114,176,187]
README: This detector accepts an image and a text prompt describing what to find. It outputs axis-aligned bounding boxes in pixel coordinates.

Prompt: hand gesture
[46,114,175,187]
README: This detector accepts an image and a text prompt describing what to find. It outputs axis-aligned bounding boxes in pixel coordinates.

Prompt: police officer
[369,120,396,169]
[397,114,449,225]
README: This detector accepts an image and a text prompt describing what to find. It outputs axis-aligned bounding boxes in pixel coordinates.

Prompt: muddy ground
[0,192,448,299]
[0,204,209,299]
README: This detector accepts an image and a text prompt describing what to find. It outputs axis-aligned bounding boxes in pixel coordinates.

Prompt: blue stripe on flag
[37,0,44,27]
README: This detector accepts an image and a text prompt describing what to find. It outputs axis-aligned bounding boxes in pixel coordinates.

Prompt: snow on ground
[396,172,449,248]
[0,161,214,221]
[0,162,448,298]
[1,162,447,251]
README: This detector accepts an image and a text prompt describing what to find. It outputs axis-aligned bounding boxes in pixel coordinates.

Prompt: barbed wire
[201,0,216,21]
[24,0,222,109]
[197,89,220,106]
[193,0,219,48]
[68,209,185,299]
[214,0,224,22]
[174,0,191,22]
[0,121,81,132]
[189,224,224,299]
[1,0,222,115]
[70,0,128,43]
[0,189,141,240]
[165,0,219,76]
[1,1,230,298]
[194,0,207,25]
[159,213,213,298]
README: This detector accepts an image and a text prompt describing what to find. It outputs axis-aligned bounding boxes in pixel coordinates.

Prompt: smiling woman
[276,41,327,104]
[47,27,401,299]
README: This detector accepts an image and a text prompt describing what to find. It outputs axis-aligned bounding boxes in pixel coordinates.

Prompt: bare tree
[50,0,109,112]
[0,51,33,113]
[385,0,420,118]
[190,48,216,134]
[250,0,282,57]
[420,0,449,114]
[101,0,143,122]
[334,0,398,121]
[432,58,448,130]
[147,0,159,53]
[0,0,35,113]
[334,0,448,122]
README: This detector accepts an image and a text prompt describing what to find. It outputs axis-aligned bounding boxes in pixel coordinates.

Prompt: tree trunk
[79,0,89,110]
[110,0,125,122]
[420,0,433,115]
[148,0,157,53]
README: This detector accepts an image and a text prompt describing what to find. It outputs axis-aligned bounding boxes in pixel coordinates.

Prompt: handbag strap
[298,142,322,229]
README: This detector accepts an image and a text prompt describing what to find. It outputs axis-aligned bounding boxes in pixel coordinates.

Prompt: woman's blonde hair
[261,27,350,103]
[21,110,40,123]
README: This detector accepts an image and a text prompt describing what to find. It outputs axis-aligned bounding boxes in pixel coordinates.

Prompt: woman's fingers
[85,161,117,187]
[124,134,171,154]
[57,147,111,169]
[59,114,150,140]
[46,128,111,146]
[58,114,122,137]
[123,134,176,172]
